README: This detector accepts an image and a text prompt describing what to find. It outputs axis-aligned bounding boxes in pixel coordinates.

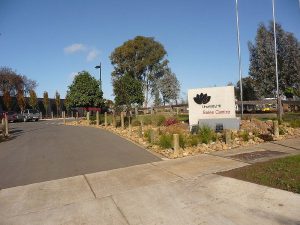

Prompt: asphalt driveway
[0,120,160,189]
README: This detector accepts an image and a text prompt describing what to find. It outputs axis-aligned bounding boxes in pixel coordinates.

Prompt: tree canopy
[248,22,300,98]
[110,36,169,107]
[66,71,103,109]
[235,76,259,101]
[0,66,37,96]
[113,73,144,110]
[110,36,180,107]
[158,69,180,105]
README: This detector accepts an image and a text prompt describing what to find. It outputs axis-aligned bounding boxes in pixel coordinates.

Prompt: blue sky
[0,0,299,101]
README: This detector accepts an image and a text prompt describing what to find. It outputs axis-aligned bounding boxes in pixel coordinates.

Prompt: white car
[22,109,40,122]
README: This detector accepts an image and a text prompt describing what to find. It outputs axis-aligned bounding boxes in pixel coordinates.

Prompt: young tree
[55,91,61,116]
[113,73,144,111]
[158,69,180,105]
[29,89,38,109]
[3,90,12,111]
[43,91,49,117]
[66,71,103,109]
[248,22,300,98]
[110,36,168,107]
[17,90,26,112]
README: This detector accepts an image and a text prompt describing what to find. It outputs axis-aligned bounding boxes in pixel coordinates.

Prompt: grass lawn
[219,154,300,194]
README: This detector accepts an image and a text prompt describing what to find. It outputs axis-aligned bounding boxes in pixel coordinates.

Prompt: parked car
[0,111,4,120]
[22,109,40,122]
[6,111,19,123]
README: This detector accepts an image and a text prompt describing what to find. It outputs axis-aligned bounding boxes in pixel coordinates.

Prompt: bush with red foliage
[164,117,179,126]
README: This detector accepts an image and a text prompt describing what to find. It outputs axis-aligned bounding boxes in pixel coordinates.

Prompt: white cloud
[64,43,87,54]
[86,49,100,62]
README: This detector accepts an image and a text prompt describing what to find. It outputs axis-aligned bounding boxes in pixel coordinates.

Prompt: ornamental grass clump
[197,125,216,144]
[152,115,166,126]
[159,134,173,149]
[179,134,186,148]
[240,130,250,141]
[187,135,199,147]
[144,129,152,143]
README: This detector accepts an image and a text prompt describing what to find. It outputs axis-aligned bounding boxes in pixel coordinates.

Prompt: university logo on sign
[193,93,211,105]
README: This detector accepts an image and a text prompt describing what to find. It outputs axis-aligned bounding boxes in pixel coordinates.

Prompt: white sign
[188,86,236,126]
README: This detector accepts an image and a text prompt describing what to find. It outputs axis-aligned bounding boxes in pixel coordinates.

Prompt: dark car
[6,111,19,123]
[0,111,4,121]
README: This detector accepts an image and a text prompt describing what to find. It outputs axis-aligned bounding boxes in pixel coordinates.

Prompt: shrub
[164,123,187,135]
[131,118,141,126]
[89,115,96,121]
[152,115,166,126]
[240,130,249,141]
[259,133,273,141]
[279,127,286,135]
[253,129,260,137]
[137,115,151,125]
[191,125,199,134]
[290,119,300,128]
[188,135,198,147]
[198,125,215,144]
[179,134,186,148]
[159,134,173,149]
[164,117,179,126]
[144,129,152,143]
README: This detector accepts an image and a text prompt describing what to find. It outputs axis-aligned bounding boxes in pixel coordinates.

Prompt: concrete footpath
[0,138,300,225]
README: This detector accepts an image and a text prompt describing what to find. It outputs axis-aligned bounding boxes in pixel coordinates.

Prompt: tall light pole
[235,0,243,118]
[272,0,281,121]
[95,62,102,92]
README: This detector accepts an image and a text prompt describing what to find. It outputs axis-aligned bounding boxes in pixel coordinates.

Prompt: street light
[95,62,102,92]
[272,0,281,121]
[235,0,243,118]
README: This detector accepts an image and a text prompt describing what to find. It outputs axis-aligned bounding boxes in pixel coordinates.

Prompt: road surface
[0,120,160,189]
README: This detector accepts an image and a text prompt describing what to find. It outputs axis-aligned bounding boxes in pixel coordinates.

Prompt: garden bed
[66,114,300,159]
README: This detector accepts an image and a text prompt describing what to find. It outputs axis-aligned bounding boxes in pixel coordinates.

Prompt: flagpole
[272,0,281,121]
[235,0,243,118]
